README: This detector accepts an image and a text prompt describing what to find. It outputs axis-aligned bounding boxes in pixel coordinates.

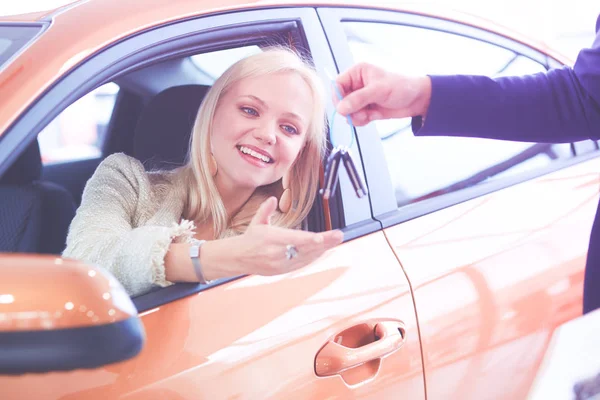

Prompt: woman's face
[210,71,313,190]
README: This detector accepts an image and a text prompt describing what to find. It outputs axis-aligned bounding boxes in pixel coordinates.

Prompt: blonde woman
[63,48,344,297]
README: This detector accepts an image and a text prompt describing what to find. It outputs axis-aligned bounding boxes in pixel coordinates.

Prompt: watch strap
[189,239,212,284]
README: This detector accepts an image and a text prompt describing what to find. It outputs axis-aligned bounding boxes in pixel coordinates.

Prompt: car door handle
[315,321,406,377]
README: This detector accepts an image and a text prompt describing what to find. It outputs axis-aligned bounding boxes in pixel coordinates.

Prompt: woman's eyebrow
[282,112,305,125]
[245,95,267,108]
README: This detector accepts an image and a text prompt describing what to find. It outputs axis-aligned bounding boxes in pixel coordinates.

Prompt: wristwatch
[189,238,213,284]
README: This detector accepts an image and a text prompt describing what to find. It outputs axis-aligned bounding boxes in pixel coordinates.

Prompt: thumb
[336,83,383,117]
[249,196,278,226]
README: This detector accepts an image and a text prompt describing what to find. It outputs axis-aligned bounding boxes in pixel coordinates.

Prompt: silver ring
[285,244,298,260]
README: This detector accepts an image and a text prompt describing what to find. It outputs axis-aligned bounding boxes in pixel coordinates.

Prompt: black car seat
[0,140,76,254]
[133,85,211,169]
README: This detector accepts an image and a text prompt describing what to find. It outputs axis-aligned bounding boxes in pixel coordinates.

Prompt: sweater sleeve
[413,16,600,143]
[62,153,194,297]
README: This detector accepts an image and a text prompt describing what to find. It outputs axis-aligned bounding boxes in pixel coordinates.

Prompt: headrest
[1,140,42,185]
[133,85,211,170]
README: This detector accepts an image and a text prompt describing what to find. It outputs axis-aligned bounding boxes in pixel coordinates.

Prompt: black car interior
[132,84,211,171]
[0,140,76,253]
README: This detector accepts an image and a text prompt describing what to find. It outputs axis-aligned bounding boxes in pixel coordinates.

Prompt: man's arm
[415,16,600,143]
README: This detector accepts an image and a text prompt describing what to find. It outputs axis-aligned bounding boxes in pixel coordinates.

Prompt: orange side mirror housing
[0,254,145,374]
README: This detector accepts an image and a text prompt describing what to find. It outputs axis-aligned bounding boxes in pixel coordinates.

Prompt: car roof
[0,0,559,53]
[0,0,569,136]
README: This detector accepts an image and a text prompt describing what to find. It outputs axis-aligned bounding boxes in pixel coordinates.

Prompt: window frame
[318,6,600,229]
[0,7,379,311]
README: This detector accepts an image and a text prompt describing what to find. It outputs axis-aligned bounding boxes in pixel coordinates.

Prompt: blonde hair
[177,47,326,238]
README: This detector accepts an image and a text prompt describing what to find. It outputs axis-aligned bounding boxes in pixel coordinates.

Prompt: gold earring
[208,154,218,177]
[279,173,291,213]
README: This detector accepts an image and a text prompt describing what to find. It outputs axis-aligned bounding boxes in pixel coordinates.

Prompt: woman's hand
[334,62,432,126]
[201,197,344,280]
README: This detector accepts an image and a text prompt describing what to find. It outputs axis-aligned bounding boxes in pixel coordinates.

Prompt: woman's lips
[238,145,273,162]
[238,146,271,168]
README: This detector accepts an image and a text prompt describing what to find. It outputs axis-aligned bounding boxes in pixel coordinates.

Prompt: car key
[321,147,343,200]
[321,68,369,200]
[340,147,368,198]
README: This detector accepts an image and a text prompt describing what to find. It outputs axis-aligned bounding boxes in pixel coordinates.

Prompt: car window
[191,45,262,82]
[343,22,573,207]
[0,25,43,69]
[37,46,260,166]
[37,82,119,164]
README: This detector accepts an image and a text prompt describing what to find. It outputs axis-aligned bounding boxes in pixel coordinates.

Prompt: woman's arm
[164,197,345,284]
[65,154,344,296]
[63,154,194,297]
[163,240,236,283]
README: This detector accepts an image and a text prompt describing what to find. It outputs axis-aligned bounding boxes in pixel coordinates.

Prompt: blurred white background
[1,0,597,59]
[419,0,597,59]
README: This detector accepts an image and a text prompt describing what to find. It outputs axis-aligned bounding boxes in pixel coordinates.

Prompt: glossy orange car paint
[0,0,570,137]
[384,158,600,399]
[0,254,133,330]
[2,233,425,399]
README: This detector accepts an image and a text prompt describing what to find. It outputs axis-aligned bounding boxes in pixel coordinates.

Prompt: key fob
[341,148,368,198]
[320,148,342,200]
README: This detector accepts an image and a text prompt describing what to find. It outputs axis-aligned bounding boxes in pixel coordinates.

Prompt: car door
[319,6,600,399]
[0,7,425,400]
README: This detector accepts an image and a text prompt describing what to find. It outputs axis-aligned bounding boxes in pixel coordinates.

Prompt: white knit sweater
[63,153,196,297]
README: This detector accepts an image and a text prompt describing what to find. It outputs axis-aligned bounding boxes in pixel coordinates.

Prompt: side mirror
[0,254,145,375]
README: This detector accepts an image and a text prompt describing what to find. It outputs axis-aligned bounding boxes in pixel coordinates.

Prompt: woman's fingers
[241,226,344,275]
[283,230,344,266]
[269,227,344,250]
[321,229,344,247]
[249,196,278,226]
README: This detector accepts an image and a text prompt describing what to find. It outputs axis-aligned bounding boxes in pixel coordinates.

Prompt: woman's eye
[241,107,259,116]
[282,125,298,135]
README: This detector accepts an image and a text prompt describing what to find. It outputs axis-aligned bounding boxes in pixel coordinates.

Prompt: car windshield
[0,25,44,70]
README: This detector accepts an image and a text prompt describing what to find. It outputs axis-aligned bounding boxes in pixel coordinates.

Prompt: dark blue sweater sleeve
[414,15,600,143]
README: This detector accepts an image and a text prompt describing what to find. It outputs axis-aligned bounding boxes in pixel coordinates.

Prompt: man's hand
[334,63,432,126]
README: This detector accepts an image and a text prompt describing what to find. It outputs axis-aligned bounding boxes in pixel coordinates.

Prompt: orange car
[0,1,598,399]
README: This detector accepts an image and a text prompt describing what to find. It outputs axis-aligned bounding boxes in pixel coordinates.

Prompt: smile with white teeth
[238,146,272,163]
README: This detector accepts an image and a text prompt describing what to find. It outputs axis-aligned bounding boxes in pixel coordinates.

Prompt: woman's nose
[254,124,277,145]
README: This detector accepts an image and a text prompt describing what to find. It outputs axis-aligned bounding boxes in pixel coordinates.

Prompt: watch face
[189,244,200,258]
[189,239,206,257]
